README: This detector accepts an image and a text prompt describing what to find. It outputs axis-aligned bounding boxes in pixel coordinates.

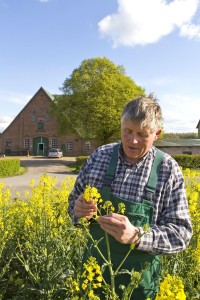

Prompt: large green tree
[54,57,145,144]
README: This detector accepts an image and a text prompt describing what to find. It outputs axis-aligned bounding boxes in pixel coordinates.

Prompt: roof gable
[1,87,54,135]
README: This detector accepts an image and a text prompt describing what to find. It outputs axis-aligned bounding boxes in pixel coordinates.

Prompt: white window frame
[84,141,91,152]
[24,138,30,149]
[5,140,12,147]
[66,141,73,151]
[51,139,57,148]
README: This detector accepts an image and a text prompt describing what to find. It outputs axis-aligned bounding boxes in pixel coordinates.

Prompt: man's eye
[139,132,149,138]
[125,129,132,134]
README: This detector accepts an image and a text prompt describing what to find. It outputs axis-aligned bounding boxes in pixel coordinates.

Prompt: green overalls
[87,144,164,300]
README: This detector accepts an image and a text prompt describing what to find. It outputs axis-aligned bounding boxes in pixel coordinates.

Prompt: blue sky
[0,0,200,133]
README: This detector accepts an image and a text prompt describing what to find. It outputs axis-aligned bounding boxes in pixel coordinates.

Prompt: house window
[84,141,91,152]
[66,141,73,151]
[32,112,37,122]
[182,151,192,155]
[37,122,44,131]
[5,140,12,147]
[51,139,57,148]
[24,138,30,149]
[44,114,49,122]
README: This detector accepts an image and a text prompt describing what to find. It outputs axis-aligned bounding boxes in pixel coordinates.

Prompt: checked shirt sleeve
[68,160,89,224]
[137,160,192,255]
[68,144,112,224]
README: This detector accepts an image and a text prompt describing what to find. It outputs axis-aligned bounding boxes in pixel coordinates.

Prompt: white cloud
[161,93,200,132]
[0,116,14,132]
[0,91,30,105]
[10,96,29,105]
[0,116,13,124]
[98,0,200,47]
[0,91,31,132]
[180,22,200,39]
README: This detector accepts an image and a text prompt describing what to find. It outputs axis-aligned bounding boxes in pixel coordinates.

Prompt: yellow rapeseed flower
[101,200,115,213]
[83,186,127,220]
[81,282,87,290]
[83,185,102,204]
[155,274,186,300]
[81,256,103,291]
[73,280,80,291]
[118,202,126,214]
[88,289,94,297]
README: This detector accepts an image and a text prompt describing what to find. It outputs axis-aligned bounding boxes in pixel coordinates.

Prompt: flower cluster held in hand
[83,185,126,218]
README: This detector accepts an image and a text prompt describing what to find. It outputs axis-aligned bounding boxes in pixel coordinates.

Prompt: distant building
[0,87,98,156]
[154,139,200,155]
[153,120,200,155]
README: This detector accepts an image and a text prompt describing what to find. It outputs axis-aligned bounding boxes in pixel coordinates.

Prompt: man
[68,95,192,299]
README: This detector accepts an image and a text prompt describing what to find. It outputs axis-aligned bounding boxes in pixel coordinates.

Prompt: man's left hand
[97,213,140,245]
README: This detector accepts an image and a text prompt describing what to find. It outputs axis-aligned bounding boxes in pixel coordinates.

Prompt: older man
[68,95,192,299]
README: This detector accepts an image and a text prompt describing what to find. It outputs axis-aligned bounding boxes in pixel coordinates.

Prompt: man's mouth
[128,146,138,150]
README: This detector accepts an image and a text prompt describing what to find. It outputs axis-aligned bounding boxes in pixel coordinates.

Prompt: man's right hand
[74,195,97,219]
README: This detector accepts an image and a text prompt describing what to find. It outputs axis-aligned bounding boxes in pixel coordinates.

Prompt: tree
[54,57,145,145]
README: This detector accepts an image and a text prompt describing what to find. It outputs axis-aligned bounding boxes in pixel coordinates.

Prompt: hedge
[75,154,200,172]
[172,154,200,169]
[75,156,89,171]
[0,158,20,177]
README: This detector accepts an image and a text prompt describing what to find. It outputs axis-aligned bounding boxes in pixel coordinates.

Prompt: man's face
[121,119,161,164]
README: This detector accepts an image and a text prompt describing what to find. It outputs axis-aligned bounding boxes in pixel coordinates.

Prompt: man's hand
[74,195,97,219]
[97,213,140,245]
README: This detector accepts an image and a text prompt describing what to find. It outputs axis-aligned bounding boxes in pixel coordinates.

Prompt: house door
[33,137,49,156]
[38,143,44,155]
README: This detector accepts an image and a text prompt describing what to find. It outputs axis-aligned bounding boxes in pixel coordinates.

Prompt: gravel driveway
[0,156,77,198]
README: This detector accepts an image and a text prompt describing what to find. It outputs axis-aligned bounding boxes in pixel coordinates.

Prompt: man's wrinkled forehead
[121,117,157,133]
[121,119,155,133]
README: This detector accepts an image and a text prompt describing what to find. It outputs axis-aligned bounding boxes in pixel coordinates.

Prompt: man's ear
[154,129,161,140]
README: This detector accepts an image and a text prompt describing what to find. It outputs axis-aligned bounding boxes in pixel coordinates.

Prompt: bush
[172,154,200,169]
[75,156,88,171]
[0,158,20,177]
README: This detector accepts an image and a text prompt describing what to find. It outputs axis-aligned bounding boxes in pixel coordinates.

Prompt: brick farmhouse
[0,87,98,157]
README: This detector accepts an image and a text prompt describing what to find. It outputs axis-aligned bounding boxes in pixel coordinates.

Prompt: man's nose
[129,135,138,143]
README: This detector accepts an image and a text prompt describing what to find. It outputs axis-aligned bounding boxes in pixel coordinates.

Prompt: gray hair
[121,94,163,132]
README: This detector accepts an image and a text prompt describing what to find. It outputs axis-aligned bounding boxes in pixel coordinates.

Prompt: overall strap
[103,143,119,186]
[103,144,164,201]
[145,149,164,201]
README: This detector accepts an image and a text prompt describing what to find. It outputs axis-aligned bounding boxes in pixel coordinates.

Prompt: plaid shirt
[68,143,192,255]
